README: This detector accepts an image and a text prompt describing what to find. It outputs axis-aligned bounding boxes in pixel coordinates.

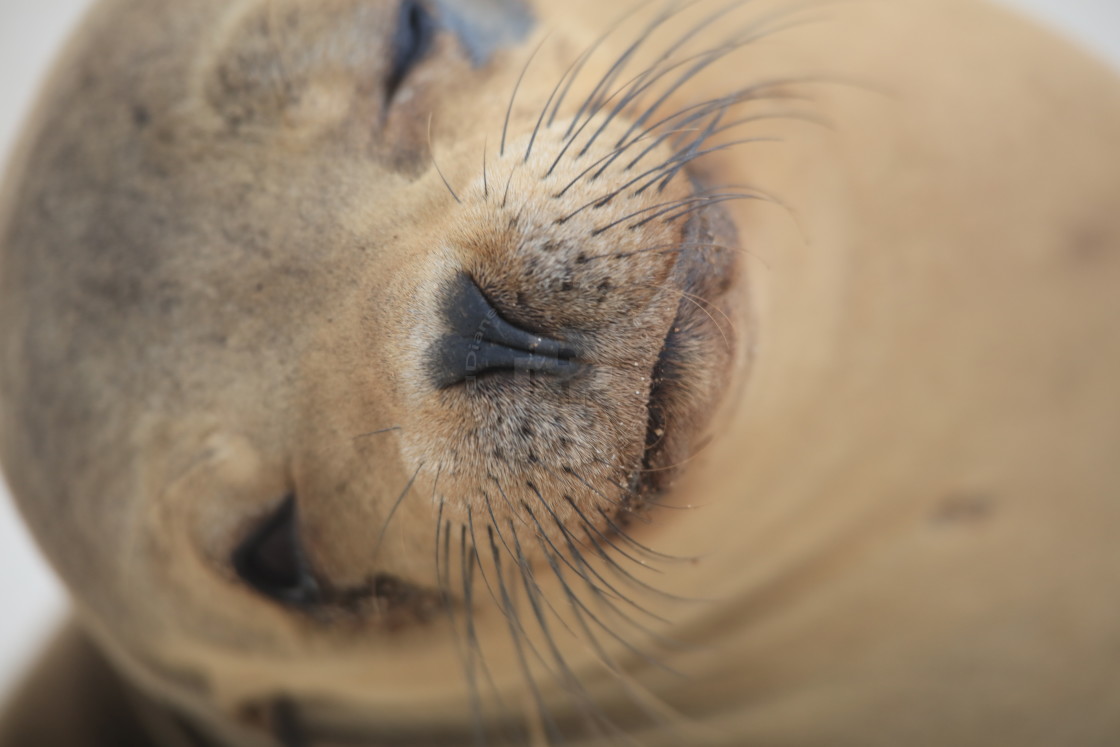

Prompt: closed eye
[386,0,437,104]
[232,495,319,607]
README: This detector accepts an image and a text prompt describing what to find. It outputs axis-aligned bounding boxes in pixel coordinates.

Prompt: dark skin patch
[131,105,151,129]
[932,493,996,525]
[1067,223,1115,264]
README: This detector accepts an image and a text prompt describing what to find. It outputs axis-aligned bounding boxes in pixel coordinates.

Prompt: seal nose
[430,273,580,389]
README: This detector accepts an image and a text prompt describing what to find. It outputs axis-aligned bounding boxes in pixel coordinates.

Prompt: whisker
[598,508,700,563]
[487,526,563,744]
[577,0,746,157]
[561,494,662,573]
[528,482,674,623]
[624,192,764,234]
[458,523,488,747]
[351,425,402,441]
[462,506,521,745]
[548,0,661,128]
[371,463,424,562]
[642,137,782,195]
[427,114,461,204]
[481,136,490,200]
[509,520,619,740]
[589,193,740,235]
[502,34,551,158]
[644,192,762,228]
[561,465,652,525]
[479,496,580,640]
[493,478,630,605]
[526,42,588,164]
[564,0,684,141]
[621,6,834,142]
[643,279,733,350]
[553,130,669,199]
[521,501,684,648]
[533,540,691,742]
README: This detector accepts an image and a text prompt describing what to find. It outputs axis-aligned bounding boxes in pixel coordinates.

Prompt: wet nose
[430,273,580,389]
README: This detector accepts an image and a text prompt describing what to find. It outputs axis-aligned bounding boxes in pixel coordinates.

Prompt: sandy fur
[2,0,1120,745]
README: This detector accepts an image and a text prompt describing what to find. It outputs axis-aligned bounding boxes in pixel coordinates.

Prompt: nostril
[429,273,581,389]
[232,495,319,607]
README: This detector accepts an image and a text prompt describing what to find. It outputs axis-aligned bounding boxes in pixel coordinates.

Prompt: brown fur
[2,0,1120,745]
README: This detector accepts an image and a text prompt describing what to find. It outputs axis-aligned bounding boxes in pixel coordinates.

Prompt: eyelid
[232,494,320,607]
[386,0,438,104]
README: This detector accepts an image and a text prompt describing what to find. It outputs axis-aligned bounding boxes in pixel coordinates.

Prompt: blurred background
[1,0,1118,697]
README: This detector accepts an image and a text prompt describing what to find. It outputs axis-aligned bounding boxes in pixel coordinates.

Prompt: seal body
[2,0,1120,745]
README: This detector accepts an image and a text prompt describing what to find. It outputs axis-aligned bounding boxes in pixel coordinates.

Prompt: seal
[2,0,1120,745]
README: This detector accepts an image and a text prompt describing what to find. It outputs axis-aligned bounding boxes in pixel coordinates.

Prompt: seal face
[12,0,1120,745]
[0,0,750,741]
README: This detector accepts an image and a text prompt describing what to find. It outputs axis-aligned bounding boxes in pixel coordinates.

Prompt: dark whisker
[545,63,659,179]
[493,478,629,605]
[599,509,698,563]
[622,6,835,142]
[562,494,662,573]
[490,488,595,663]
[479,496,579,639]
[426,114,461,204]
[622,0,842,143]
[564,0,683,141]
[458,524,488,747]
[528,515,681,679]
[577,240,728,263]
[623,192,761,234]
[464,504,508,614]
[526,43,587,164]
[553,132,665,199]
[501,167,515,209]
[536,473,706,604]
[528,483,673,623]
[589,194,729,235]
[521,502,683,649]
[501,34,550,158]
[435,499,447,599]
[486,527,563,744]
[642,138,781,195]
[561,465,652,525]
[548,0,661,129]
[625,106,817,177]
[481,136,490,200]
[508,520,619,740]
[371,463,424,562]
[643,192,762,228]
[572,519,707,604]
[577,0,746,158]
[351,425,402,441]
[460,507,523,746]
